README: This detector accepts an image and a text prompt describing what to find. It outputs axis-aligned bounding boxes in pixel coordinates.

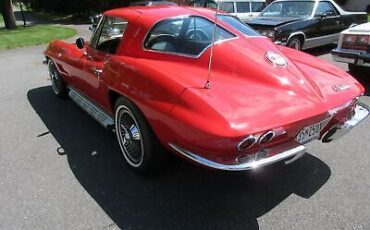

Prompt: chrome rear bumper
[331,48,370,67]
[322,102,369,143]
[169,143,306,171]
[169,103,369,171]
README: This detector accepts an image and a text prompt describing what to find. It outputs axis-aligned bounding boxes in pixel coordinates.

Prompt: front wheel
[287,37,302,50]
[47,59,67,98]
[114,97,167,173]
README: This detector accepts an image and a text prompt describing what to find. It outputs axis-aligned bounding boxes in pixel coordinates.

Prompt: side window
[144,16,236,57]
[316,1,337,17]
[219,2,235,13]
[251,2,266,12]
[91,16,128,54]
[236,2,250,13]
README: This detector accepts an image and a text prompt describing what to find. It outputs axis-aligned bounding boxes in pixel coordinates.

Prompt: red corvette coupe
[44,5,369,172]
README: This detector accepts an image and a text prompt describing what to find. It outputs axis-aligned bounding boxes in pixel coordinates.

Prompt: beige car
[331,22,370,73]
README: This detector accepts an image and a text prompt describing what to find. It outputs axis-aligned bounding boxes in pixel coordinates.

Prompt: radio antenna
[205,11,218,89]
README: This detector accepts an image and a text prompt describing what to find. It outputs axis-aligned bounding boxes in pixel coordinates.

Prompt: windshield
[218,15,260,36]
[260,1,314,18]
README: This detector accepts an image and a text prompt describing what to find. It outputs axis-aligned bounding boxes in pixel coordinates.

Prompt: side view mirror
[76,38,85,49]
[316,13,326,20]
[89,24,97,32]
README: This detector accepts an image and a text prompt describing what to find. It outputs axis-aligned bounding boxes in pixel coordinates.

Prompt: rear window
[144,16,236,57]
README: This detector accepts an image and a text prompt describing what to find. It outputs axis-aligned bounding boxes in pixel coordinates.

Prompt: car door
[313,1,340,41]
[75,16,128,106]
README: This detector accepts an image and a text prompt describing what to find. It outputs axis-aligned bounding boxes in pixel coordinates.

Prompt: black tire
[114,97,167,173]
[47,59,67,98]
[287,37,303,50]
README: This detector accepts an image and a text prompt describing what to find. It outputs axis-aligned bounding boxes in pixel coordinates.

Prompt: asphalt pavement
[0,26,369,230]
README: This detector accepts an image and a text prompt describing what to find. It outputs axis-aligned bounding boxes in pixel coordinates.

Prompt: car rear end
[331,23,370,70]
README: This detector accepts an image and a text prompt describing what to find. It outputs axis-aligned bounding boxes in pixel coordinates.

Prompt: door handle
[91,67,103,78]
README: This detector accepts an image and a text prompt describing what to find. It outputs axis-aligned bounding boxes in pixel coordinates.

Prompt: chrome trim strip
[303,33,339,49]
[287,31,306,43]
[331,49,370,67]
[322,102,369,143]
[169,143,306,171]
[143,36,238,59]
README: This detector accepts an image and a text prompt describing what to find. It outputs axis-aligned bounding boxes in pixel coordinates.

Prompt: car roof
[104,5,220,22]
[130,1,178,6]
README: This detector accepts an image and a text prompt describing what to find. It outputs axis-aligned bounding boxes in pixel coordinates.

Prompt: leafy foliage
[21,0,187,16]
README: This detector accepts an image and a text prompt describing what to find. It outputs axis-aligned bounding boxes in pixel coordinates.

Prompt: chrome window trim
[287,31,306,42]
[304,33,339,49]
[142,14,239,59]
[90,15,129,53]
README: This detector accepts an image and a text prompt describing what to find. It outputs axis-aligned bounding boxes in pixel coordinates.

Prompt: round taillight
[259,131,275,145]
[238,136,256,151]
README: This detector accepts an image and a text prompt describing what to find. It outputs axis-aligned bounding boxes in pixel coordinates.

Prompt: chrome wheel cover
[115,105,144,167]
[48,60,61,94]
[289,40,301,50]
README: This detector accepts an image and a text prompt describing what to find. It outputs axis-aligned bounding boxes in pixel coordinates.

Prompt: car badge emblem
[265,51,287,67]
[332,84,351,92]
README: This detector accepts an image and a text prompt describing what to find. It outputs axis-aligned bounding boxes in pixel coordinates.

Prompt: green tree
[0,0,17,29]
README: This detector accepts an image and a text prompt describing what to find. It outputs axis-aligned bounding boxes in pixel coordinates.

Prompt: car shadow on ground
[27,86,331,230]
[350,70,370,96]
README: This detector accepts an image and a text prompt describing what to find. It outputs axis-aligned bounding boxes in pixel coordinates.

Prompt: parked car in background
[188,0,218,9]
[246,0,367,50]
[44,5,369,173]
[217,0,267,22]
[332,22,370,73]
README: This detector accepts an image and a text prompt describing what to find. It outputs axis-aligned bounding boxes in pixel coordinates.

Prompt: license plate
[296,123,321,144]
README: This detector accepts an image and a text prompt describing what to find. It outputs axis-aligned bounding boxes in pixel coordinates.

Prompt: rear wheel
[48,59,67,98]
[114,97,167,173]
[287,37,302,50]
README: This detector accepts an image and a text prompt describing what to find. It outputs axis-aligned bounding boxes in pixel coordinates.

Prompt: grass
[0,25,76,50]
[368,14,370,22]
